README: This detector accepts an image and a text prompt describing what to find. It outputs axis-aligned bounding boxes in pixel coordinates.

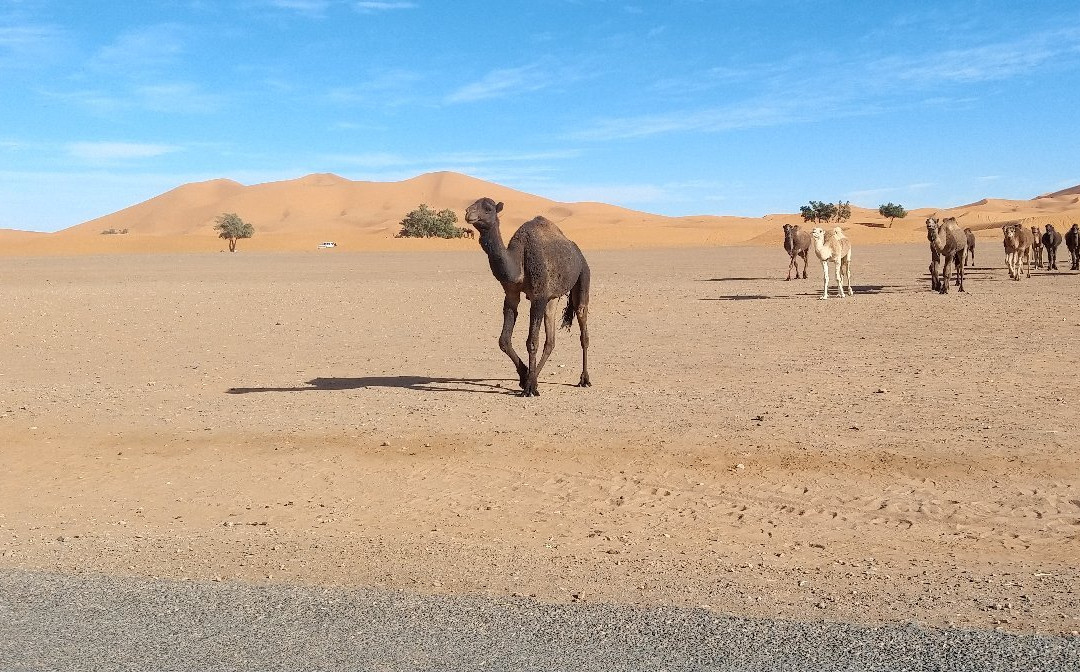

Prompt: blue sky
[2,1,1079,232]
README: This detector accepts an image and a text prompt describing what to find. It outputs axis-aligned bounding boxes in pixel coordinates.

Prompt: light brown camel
[810,227,851,299]
[464,198,591,397]
[926,217,966,294]
[782,223,811,280]
[1002,223,1033,280]
[1030,226,1044,269]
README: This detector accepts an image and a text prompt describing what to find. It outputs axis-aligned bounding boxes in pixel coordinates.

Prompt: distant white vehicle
[317,241,337,248]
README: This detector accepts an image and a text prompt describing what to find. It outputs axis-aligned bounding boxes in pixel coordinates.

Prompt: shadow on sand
[702,284,906,300]
[227,376,515,396]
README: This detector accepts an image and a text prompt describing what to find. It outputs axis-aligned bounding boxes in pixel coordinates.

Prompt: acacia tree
[878,202,908,228]
[214,213,254,252]
[396,204,465,238]
[799,200,851,224]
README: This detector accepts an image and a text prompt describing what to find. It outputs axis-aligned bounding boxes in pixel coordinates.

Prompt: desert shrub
[396,204,464,238]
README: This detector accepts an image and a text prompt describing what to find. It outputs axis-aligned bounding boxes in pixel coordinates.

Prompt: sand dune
[2,171,1079,255]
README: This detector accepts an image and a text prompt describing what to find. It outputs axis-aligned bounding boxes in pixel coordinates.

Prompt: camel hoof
[577,377,592,388]
[519,386,539,398]
[818,296,828,300]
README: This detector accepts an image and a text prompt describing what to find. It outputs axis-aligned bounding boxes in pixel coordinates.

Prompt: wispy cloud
[67,142,183,162]
[871,27,1080,85]
[354,1,417,12]
[445,65,552,104]
[90,24,186,75]
[0,24,67,69]
[325,148,580,170]
[571,97,828,141]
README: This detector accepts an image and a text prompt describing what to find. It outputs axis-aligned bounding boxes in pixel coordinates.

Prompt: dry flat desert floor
[2,244,1078,636]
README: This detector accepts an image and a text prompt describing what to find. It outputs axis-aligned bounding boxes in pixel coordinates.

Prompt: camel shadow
[227,376,515,396]
[702,284,907,300]
[701,276,780,282]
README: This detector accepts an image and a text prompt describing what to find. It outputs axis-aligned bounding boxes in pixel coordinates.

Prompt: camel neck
[478,224,520,284]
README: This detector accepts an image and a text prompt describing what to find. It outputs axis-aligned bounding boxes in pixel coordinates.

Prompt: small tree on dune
[799,200,851,225]
[396,204,465,239]
[214,213,254,252]
[878,202,908,228]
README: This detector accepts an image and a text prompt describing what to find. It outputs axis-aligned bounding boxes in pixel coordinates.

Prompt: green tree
[800,200,851,225]
[396,204,465,239]
[878,202,908,228]
[214,213,254,252]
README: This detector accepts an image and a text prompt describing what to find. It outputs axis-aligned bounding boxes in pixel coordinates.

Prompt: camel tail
[561,293,576,330]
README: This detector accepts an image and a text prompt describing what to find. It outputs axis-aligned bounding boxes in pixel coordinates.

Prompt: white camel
[811,227,852,299]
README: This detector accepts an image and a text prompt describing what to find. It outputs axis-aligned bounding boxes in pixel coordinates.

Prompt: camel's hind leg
[575,302,591,388]
[841,254,852,296]
[533,300,560,384]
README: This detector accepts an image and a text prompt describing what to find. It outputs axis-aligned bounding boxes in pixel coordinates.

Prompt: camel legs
[576,301,591,388]
[786,254,796,281]
[834,260,847,298]
[819,261,830,299]
[521,299,557,397]
[499,292,529,389]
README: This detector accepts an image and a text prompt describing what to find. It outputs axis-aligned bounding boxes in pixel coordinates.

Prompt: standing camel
[782,223,811,280]
[1042,224,1063,271]
[926,217,966,294]
[464,198,591,397]
[1065,223,1080,270]
[963,228,976,268]
[1002,223,1033,281]
[810,227,851,299]
[1030,226,1044,269]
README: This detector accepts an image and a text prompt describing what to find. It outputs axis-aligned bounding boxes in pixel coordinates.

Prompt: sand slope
[2,172,1079,255]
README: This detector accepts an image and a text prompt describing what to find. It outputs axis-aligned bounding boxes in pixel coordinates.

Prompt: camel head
[810,227,826,243]
[831,226,845,239]
[926,218,940,242]
[1045,223,1056,234]
[464,197,503,232]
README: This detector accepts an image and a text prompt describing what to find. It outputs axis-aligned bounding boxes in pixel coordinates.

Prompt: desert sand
[2,213,1079,636]
[2,174,1079,638]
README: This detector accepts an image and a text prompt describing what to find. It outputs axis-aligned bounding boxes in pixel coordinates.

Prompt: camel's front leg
[786,255,795,281]
[499,292,529,389]
[521,298,548,397]
[819,261,830,299]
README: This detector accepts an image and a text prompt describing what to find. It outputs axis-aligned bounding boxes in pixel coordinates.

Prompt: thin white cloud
[445,65,550,104]
[90,24,186,74]
[354,1,417,11]
[571,99,815,141]
[0,24,67,69]
[873,27,1080,85]
[67,142,183,161]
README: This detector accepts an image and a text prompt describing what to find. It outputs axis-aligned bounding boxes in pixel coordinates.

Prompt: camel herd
[781,219,1080,299]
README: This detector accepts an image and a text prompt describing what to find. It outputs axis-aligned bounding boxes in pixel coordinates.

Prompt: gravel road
[1,570,1076,671]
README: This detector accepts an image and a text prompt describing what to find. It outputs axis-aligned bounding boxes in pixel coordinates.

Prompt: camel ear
[495,202,504,213]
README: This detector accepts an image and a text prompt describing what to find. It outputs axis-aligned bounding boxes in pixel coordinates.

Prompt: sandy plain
[1,242,1078,636]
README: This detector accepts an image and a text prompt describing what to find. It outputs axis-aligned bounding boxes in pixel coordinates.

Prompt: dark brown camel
[464,198,591,397]
[963,227,976,267]
[1065,223,1080,270]
[926,217,965,294]
[782,223,811,280]
[1042,224,1063,271]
